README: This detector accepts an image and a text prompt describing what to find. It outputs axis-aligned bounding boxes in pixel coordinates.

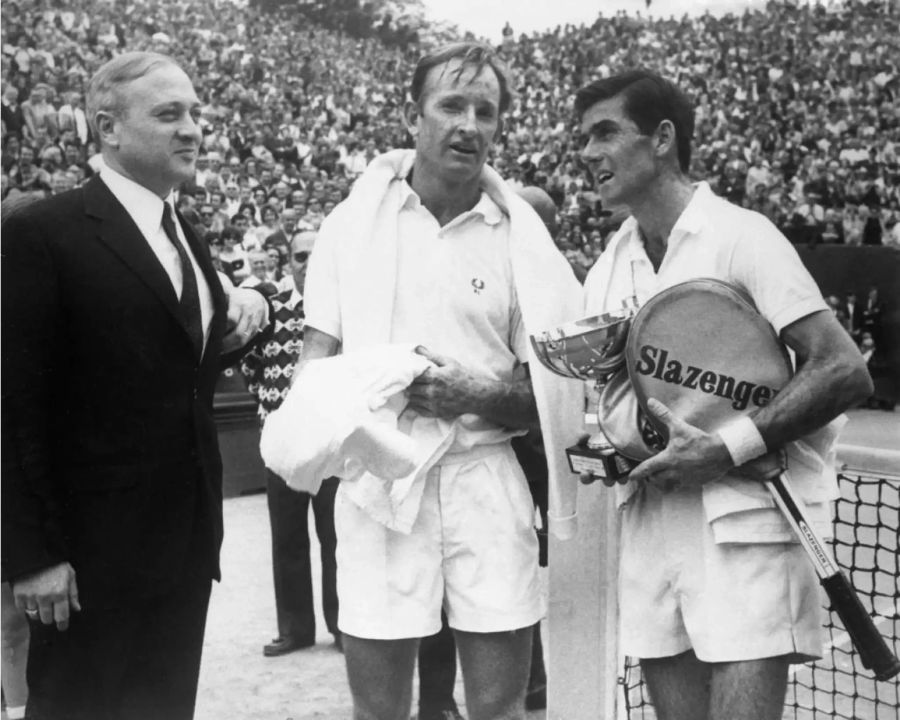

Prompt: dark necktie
[161,203,204,358]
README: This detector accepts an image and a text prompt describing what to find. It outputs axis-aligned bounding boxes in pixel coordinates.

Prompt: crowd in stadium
[1,0,897,381]
[0,2,898,718]
[3,0,900,265]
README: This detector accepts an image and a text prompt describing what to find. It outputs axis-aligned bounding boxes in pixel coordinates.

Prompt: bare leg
[641,650,710,720]
[708,657,789,720]
[1,582,29,713]
[643,651,790,720]
[343,633,418,720]
[455,627,532,720]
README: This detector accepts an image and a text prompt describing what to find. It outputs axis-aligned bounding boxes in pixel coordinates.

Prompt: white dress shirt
[100,166,215,350]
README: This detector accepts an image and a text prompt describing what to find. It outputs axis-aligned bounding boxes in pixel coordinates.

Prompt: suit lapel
[85,176,184,328]
[85,177,229,363]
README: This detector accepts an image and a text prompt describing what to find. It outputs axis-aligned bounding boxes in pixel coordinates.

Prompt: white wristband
[717,416,767,467]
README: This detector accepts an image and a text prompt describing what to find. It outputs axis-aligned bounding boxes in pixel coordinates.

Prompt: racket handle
[821,571,900,681]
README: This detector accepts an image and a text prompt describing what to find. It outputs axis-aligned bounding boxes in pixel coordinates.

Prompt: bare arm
[751,309,872,447]
[293,325,341,377]
[627,310,872,489]
[406,346,538,430]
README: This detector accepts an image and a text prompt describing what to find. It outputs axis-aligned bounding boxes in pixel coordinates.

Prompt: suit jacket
[1,176,231,608]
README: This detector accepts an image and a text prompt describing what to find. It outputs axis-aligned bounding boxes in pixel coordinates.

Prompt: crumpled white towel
[259,344,458,533]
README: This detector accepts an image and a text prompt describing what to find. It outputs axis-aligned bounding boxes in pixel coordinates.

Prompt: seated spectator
[219,226,250,284]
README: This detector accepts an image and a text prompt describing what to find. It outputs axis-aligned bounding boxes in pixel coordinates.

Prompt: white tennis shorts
[619,484,824,663]
[335,443,543,639]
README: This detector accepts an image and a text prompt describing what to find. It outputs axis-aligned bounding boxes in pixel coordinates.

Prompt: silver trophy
[530,300,638,478]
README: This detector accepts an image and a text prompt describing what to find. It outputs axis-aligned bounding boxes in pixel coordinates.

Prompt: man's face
[282,212,297,233]
[103,63,202,197]
[409,59,501,184]
[579,94,657,209]
[249,252,268,279]
[234,217,249,233]
[290,239,313,291]
[199,205,215,226]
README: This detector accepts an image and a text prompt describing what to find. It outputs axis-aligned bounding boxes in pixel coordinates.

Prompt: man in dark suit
[1,51,269,720]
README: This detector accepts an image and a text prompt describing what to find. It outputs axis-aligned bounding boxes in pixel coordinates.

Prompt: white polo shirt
[585,182,835,543]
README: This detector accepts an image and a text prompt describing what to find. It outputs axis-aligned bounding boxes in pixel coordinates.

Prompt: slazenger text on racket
[633,344,780,411]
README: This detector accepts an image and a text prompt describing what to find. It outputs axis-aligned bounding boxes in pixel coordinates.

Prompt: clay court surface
[3,410,895,720]
[192,409,897,720]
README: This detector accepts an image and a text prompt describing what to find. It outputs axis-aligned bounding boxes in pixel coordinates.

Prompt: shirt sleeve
[730,213,828,335]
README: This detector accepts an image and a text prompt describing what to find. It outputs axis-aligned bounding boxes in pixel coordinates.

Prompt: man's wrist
[716,416,767,467]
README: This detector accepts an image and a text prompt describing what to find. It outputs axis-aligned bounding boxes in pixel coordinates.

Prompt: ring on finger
[25,608,39,618]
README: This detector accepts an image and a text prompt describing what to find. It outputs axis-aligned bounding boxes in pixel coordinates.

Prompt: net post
[548,414,621,719]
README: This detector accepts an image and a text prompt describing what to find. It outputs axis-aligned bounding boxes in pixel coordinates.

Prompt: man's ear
[654,119,676,159]
[403,100,419,136]
[95,111,118,149]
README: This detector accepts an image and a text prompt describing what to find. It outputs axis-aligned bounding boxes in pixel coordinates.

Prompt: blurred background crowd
[1,0,897,407]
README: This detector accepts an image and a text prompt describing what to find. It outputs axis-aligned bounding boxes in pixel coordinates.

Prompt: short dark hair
[575,70,694,173]
[409,42,512,114]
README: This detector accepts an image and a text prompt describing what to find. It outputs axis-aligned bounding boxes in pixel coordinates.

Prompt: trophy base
[566,443,635,480]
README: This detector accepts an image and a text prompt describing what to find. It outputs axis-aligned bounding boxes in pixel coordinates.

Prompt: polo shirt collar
[399,179,503,227]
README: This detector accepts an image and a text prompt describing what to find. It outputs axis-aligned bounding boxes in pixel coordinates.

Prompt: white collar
[100,165,174,241]
[398,180,503,227]
[619,180,713,256]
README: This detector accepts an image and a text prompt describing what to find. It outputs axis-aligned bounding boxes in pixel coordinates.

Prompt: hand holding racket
[622,279,899,681]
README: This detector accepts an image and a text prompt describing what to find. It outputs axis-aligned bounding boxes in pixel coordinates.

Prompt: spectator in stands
[262,207,297,263]
[861,285,886,345]
[239,231,340,657]
[2,84,25,138]
[858,330,896,411]
[219,225,250,284]
[56,91,89,146]
[862,205,884,245]
[20,83,56,142]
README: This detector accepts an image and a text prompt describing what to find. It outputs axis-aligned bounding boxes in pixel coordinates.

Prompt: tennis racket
[626,279,899,681]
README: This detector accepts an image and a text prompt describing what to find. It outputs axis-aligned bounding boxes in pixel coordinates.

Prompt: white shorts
[620,484,824,664]
[335,443,543,639]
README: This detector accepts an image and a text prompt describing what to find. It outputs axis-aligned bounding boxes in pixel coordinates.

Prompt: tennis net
[621,454,900,720]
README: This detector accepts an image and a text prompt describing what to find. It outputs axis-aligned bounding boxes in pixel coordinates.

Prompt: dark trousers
[418,610,458,715]
[27,579,211,720]
[267,471,338,640]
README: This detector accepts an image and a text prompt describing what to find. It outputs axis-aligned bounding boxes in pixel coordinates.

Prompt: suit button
[193,388,199,400]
